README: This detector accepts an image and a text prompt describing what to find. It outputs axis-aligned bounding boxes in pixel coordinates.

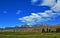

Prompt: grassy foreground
[0,32,59,38]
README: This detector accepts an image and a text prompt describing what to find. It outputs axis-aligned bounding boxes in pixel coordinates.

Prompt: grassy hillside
[0,24,60,38]
[0,32,60,38]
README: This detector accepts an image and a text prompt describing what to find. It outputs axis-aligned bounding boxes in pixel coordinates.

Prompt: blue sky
[0,0,60,28]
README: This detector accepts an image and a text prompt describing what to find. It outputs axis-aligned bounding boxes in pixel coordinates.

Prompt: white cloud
[18,10,60,25]
[31,0,60,13]
[51,0,60,12]
[31,0,60,12]
[18,13,42,25]
[16,10,21,15]
[18,13,41,22]
[38,10,59,18]
[19,0,60,25]
[31,0,56,7]
[40,0,56,7]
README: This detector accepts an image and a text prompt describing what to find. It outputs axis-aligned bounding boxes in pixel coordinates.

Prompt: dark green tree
[42,28,45,33]
[56,28,60,32]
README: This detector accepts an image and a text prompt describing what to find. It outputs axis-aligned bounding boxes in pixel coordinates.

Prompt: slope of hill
[0,24,60,32]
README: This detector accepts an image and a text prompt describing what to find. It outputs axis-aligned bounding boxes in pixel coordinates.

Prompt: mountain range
[0,24,60,32]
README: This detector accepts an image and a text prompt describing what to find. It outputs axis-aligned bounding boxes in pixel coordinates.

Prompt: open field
[0,32,60,38]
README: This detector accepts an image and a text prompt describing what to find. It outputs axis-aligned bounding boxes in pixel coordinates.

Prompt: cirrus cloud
[51,0,60,12]
[18,0,60,25]
[31,0,60,12]
[31,0,56,7]
[40,0,56,7]
[18,10,60,25]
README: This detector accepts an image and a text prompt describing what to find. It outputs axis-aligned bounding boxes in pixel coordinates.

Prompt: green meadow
[0,32,59,38]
